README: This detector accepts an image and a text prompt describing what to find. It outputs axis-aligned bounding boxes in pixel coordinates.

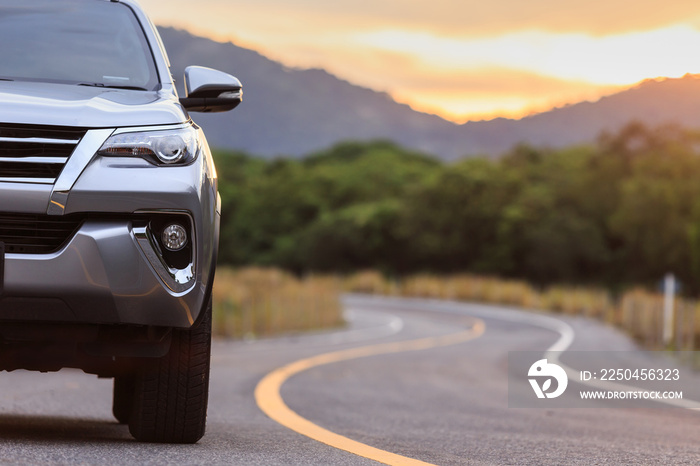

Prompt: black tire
[112,376,135,424]
[128,298,212,443]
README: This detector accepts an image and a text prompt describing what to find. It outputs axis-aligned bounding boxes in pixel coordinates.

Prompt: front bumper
[1,217,205,328]
[0,126,219,329]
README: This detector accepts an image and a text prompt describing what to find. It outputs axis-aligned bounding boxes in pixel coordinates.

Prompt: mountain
[457,75,700,157]
[159,27,700,160]
[159,27,458,158]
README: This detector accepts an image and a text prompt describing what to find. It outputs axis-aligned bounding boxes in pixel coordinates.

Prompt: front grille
[0,124,87,184]
[0,213,85,254]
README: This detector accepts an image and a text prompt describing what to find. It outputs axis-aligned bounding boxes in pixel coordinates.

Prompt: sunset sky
[139,0,700,123]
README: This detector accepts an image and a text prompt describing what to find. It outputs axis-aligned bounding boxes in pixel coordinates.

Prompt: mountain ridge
[158,27,700,160]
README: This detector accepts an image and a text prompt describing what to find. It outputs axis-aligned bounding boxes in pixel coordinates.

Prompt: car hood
[0,81,187,128]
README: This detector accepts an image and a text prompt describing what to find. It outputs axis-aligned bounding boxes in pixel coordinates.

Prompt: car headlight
[97,126,199,165]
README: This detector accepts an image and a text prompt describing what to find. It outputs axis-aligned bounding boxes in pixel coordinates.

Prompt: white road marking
[346,295,700,410]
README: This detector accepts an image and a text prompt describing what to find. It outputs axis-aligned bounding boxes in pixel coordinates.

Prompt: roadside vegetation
[213,268,700,352]
[211,267,343,339]
[211,122,700,349]
[214,122,700,293]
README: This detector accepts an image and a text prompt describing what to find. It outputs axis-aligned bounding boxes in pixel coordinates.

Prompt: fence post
[663,273,675,346]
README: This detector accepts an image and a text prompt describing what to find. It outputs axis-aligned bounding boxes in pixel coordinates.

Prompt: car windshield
[0,0,158,90]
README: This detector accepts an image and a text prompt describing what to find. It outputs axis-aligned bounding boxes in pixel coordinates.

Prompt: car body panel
[0,0,223,335]
[0,82,186,128]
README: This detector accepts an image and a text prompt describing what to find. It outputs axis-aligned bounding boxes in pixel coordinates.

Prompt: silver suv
[0,0,241,443]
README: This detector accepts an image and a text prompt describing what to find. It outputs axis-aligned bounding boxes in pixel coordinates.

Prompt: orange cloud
[141,0,700,37]
[138,0,700,121]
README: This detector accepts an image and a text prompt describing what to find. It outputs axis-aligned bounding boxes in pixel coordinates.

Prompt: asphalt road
[1,295,699,464]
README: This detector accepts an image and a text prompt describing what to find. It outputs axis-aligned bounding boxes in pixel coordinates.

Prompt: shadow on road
[0,414,133,444]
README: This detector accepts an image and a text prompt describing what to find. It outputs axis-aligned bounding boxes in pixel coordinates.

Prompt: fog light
[161,224,187,251]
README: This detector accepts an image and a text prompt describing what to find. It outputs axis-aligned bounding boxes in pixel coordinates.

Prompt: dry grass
[348,273,615,318]
[213,266,700,351]
[212,267,343,339]
[343,270,397,295]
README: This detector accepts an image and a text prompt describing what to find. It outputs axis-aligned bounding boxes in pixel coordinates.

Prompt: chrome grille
[0,124,87,184]
[0,213,85,254]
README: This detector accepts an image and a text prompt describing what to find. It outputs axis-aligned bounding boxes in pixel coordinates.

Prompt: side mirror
[179,66,242,113]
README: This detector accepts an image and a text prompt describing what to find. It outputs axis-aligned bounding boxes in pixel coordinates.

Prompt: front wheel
[128,298,212,443]
[112,376,135,424]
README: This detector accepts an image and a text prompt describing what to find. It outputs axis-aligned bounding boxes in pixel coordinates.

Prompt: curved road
[1,295,699,464]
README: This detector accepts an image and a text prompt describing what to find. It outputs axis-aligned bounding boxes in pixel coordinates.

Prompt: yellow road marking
[255,318,486,465]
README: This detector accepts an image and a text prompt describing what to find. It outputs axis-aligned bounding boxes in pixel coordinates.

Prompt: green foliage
[213,127,700,292]
[212,141,440,273]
